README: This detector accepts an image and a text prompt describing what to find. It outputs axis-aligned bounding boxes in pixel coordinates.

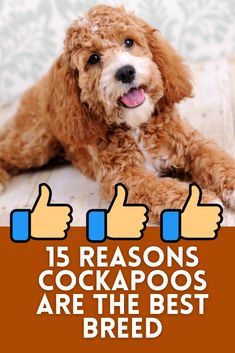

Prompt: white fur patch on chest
[130,128,160,174]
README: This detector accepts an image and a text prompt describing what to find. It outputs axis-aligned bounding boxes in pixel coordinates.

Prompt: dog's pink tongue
[120,88,145,108]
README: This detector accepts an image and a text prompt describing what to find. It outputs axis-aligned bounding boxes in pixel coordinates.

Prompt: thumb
[109,183,128,210]
[32,183,52,210]
[184,183,202,209]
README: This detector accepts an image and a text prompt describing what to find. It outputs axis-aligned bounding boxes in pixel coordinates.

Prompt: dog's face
[64,5,192,129]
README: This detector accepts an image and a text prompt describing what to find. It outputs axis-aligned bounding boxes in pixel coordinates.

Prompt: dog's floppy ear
[44,49,104,146]
[44,54,92,145]
[131,16,192,108]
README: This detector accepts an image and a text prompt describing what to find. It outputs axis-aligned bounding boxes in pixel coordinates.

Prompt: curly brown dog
[1,5,235,222]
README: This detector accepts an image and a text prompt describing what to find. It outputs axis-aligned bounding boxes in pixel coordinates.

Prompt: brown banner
[0,227,234,351]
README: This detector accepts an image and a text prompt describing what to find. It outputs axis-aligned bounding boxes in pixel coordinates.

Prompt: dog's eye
[124,38,134,48]
[88,53,101,65]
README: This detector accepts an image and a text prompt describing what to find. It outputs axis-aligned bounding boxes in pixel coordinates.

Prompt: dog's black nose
[115,65,136,84]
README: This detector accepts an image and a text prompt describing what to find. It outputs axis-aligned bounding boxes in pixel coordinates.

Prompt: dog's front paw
[0,169,11,193]
[222,189,235,209]
[0,182,5,195]
[0,181,6,194]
